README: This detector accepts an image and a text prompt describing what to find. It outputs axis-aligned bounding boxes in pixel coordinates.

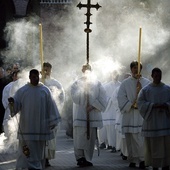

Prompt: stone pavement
[0,130,152,170]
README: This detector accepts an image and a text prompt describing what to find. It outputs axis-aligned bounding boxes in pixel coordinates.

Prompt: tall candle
[39,23,44,71]
[138,27,142,75]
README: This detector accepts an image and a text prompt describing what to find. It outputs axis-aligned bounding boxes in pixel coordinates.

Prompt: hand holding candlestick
[133,28,142,109]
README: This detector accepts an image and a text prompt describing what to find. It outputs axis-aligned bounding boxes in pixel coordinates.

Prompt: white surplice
[99,81,120,148]
[12,82,61,169]
[43,77,65,112]
[71,75,108,161]
[43,77,65,159]
[137,82,170,167]
[117,76,150,163]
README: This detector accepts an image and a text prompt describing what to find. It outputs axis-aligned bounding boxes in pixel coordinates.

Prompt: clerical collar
[28,82,43,86]
[132,76,141,79]
[151,82,164,86]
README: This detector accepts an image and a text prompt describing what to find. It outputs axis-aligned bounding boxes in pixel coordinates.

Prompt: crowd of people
[0,60,170,170]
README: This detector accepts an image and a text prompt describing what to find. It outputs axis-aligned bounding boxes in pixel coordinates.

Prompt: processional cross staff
[77,0,101,140]
[77,0,101,65]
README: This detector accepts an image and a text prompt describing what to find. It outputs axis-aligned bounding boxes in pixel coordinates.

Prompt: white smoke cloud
[94,0,170,82]
[2,0,170,85]
[1,1,170,141]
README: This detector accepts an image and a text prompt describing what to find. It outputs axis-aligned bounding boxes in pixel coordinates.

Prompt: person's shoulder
[103,81,118,88]
[41,82,51,90]
[21,83,29,89]
[121,76,131,84]
[4,81,13,89]
[141,76,151,82]
[46,77,63,87]
[16,83,28,93]
[73,76,84,84]
[163,83,170,90]
[142,83,151,90]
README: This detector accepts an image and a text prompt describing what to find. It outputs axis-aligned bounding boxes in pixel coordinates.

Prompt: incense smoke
[2,0,170,84]
[45,0,169,83]
[1,0,170,144]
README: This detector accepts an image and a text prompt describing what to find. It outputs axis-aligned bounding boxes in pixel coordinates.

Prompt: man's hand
[131,102,138,109]
[86,105,95,113]
[8,97,14,103]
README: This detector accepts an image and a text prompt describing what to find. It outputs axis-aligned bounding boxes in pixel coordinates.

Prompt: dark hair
[43,62,52,69]
[12,70,20,77]
[29,69,39,76]
[151,67,162,76]
[130,60,142,70]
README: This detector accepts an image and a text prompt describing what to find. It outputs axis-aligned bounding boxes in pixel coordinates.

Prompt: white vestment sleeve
[117,83,132,113]
[137,89,153,120]
[71,80,86,105]
[48,97,61,127]
[90,83,108,112]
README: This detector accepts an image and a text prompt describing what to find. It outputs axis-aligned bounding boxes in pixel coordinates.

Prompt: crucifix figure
[77,0,101,64]
[77,0,101,140]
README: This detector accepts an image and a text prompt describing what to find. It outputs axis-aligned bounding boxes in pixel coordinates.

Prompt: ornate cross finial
[77,0,101,64]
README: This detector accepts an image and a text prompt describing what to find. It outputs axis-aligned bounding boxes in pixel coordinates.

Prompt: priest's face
[152,71,161,84]
[42,66,51,78]
[131,65,141,78]
[30,73,39,86]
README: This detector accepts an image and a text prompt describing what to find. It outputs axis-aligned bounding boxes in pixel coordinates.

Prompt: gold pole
[39,23,44,71]
[133,28,142,109]
[138,27,142,75]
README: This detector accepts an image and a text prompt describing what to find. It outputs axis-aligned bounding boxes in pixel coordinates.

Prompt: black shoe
[153,168,158,170]
[129,162,136,168]
[139,161,145,169]
[110,147,116,153]
[45,159,51,167]
[77,157,93,167]
[107,145,113,150]
[122,155,127,160]
[84,160,93,166]
[77,157,86,167]
[99,142,106,149]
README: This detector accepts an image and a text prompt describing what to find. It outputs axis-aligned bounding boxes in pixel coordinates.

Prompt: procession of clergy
[0,60,170,170]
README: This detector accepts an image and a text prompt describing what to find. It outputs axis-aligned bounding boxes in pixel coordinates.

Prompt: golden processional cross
[77,0,101,140]
[77,0,101,64]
